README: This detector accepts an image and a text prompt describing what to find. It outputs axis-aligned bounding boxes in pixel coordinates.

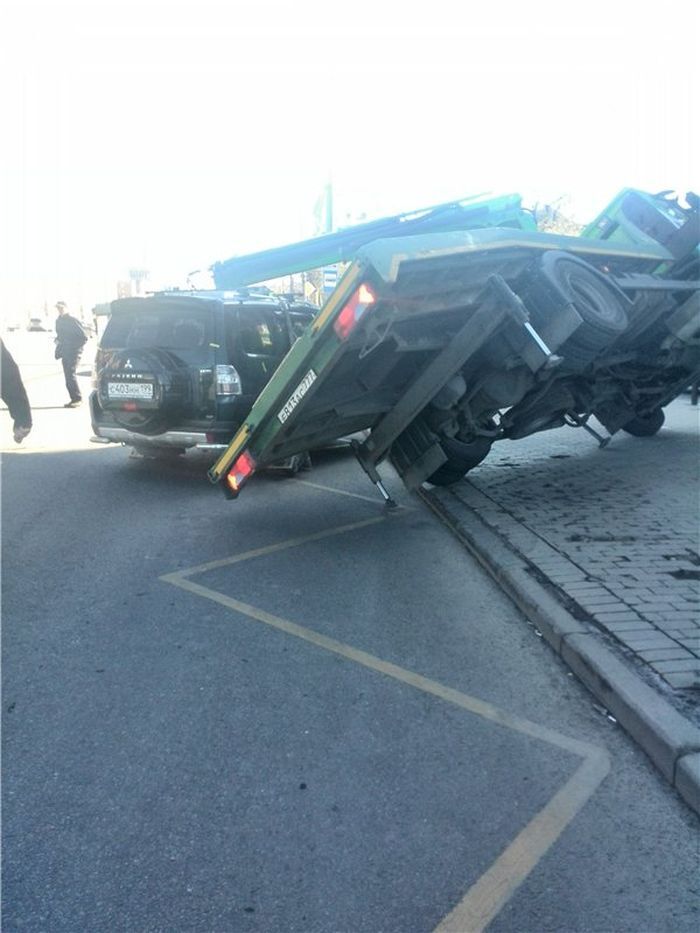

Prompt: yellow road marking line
[435,751,609,932]
[162,573,600,758]
[162,516,389,580]
[296,478,415,508]
[161,520,610,930]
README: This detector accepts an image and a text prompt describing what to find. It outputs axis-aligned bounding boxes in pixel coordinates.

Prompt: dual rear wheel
[621,409,665,437]
[427,435,493,486]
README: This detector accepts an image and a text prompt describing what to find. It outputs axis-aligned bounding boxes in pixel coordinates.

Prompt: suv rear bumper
[89,390,236,450]
[90,426,227,450]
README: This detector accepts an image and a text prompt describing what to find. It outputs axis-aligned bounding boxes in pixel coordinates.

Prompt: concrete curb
[417,484,700,816]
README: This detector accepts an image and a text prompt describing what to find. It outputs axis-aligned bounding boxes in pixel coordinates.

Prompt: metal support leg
[351,440,398,509]
[581,422,612,449]
[566,414,612,448]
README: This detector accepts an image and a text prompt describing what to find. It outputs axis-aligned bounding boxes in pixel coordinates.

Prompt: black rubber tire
[537,252,629,367]
[100,348,187,435]
[115,409,170,434]
[427,435,492,486]
[622,409,665,437]
[427,464,470,486]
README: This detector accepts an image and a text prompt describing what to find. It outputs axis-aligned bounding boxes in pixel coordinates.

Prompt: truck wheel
[622,409,665,437]
[427,464,470,486]
[427,435,492,485]
[537,252,629,366]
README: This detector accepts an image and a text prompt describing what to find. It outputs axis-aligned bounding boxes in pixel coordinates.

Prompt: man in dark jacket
[1,339,32,443]
[55,301,87,407]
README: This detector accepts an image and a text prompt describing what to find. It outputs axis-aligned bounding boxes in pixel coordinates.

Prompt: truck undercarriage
[203,189,699,502]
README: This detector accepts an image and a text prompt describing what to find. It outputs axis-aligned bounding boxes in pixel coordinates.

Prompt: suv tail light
[333,283,377,340]
[215,364,242,395]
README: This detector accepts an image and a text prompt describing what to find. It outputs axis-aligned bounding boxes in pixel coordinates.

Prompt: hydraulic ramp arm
[209,194,535,290]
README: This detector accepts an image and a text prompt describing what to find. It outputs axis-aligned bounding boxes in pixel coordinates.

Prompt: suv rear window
[101,307,214,350]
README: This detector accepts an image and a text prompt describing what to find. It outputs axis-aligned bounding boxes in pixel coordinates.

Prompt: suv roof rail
[147,288,279,303]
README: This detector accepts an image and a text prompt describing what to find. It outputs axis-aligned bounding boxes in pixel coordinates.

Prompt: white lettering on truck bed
[277,369,317,424]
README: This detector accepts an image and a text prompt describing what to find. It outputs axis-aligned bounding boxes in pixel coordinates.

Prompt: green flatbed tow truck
[207,188,699,503]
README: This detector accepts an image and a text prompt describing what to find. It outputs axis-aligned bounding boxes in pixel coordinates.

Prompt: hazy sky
[2,0,697,318]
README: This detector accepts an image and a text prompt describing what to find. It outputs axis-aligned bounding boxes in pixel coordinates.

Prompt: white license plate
[107,381,154,400]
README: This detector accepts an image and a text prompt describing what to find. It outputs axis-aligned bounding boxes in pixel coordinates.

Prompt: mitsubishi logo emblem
[124,359,133,369]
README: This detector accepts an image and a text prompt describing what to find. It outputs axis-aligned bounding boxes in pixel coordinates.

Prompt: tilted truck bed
[208,224,691,499]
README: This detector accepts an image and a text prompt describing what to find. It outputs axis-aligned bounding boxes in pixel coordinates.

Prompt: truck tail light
[225,450,256,496]
[215,364,242,395]
[333,283,377,340]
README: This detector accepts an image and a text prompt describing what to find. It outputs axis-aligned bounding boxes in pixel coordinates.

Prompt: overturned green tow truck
[208,189,700,503]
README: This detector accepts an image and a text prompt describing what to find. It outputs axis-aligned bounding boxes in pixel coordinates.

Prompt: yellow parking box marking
[160,519,610,931]
[296,478,416,508]
[435,750,609,932]
[162,516,387,582]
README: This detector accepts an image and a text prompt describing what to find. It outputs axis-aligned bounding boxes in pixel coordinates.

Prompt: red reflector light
[122,402,138,411]
[226,450,256,494]
[333,282,376,340]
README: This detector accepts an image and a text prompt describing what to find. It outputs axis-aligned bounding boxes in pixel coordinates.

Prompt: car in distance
[28,317,49,331]
[89,290,316,458]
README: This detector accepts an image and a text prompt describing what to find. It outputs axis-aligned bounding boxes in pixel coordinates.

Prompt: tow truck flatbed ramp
[208,226,676,499]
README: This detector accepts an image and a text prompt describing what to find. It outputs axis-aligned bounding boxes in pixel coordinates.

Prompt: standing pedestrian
[1,339,32,443]
[54,301,87,407]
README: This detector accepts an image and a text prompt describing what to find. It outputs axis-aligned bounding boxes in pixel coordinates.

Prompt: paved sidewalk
[457,400,699,690]
[420,397,700,811]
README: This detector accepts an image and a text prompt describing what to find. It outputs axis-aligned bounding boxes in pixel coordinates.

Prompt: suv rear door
[97,297,220,431]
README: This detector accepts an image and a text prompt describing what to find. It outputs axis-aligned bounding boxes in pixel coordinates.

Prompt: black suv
[90,290,316,456]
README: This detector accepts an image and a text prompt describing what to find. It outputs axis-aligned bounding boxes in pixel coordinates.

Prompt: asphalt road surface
[2,333,699,932]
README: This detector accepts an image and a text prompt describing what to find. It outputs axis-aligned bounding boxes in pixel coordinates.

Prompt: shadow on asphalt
[1,441,359,500]
[122,440,358,489]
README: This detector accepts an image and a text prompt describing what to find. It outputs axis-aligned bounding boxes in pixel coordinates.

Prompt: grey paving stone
[593,611,645,623]
[651,659,700,674]
[617,633,679,650]
[662,671,700,688]
[659,612,700,623]
[641,612,676,624]
[577,595,625,606]
[603,621,655,632]
[637,648,695,662]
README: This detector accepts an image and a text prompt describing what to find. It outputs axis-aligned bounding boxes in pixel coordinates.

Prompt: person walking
[54,301,87,407]
[1,339,32,443]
